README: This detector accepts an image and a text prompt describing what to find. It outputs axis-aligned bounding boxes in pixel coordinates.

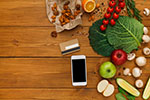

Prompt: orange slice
[82,0,96,13]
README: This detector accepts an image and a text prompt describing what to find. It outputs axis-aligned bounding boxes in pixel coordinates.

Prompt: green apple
[99,61,116,78]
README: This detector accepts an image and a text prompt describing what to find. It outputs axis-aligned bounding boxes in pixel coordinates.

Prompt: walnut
[53,10,59,16]
[62,10,66,14]
[76,4,80,10]
[70,15,75,19]
[64,1,70,5]
[51,31,57,38]
[63,5,69,10]
[52,19,56,23]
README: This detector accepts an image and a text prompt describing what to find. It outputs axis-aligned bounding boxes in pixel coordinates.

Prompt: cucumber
[116,78,140,97]
[143,77,150,100]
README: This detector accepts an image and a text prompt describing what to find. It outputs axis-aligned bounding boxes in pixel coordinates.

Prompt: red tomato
[104,13,111,19]
[113,13,119,19]
[110,19,116,26]
[107,7,114,13]
[102,19,109,25]
[119,2,125,8]
[115,6,121,13]
[100,25,106,31]
[109,1,116,7]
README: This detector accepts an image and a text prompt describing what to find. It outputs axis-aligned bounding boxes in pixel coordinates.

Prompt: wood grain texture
[0,26,150,57]
[0,0,150,99]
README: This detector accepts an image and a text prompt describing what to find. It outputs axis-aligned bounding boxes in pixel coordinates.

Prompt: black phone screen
[72,59,86,82]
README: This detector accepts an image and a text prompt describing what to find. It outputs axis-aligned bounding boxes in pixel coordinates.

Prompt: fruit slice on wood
[143,77,150,100]
[116,78,140,97]
[103,84,115,97]
[97,80,109,93]
[82,0,96,13]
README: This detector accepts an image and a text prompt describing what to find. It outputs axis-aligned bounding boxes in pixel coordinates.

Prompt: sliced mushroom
[143,47,150,55]
[143,8,150,16]
[143,27,149,35]
[142,35,150,43]
[127,53,136,61]
[135,79,143,88]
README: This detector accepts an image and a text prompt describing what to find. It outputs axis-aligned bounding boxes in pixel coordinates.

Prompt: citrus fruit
[82,0,96,13]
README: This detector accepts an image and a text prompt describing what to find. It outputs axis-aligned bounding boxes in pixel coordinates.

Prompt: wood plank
[0,88,144,100]
[0,26,150,57]
[0,57,149,88]
[0,0,150,27]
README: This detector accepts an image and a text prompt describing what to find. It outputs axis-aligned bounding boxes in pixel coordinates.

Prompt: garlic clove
[135,79,143,88]
[136,56,147,67]
[142,35,150,43]
[143,27,149,35]
[143,8,150,16]
[132,67,142,78]
[127,53,136,61]
[128,73,132,76]
[143,47,150,55]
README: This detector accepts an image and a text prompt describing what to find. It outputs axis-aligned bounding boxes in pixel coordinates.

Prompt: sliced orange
[82,0,96,13]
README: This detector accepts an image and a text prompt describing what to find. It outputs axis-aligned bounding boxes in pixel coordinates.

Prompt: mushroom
[136,56,147,67]
[135,79,143,88]
[123,68,131,76]
[143,47,150,55]
[132,67,142,78]
[143,27,149,35]
[143,8,150,16]
[142,35,150,43]
[127,53,136,61]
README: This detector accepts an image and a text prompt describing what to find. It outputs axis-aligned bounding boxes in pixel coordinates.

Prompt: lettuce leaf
[88,16,144,56]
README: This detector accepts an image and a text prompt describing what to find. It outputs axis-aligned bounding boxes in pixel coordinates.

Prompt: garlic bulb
[142,35,150,43]
[132,67,142,78]
[135,79,143,88]
[136,56,147,67]
[127,53,136,61]
[143,47,150,55]
[143,27,149,35]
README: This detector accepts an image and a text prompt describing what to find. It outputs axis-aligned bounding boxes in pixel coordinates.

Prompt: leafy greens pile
[89,16,144,56]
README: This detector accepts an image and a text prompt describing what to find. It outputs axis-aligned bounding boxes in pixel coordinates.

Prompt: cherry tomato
[107,7,114,13]
[119,2,125,8]
[113,13,119,19]
[119,0,124,2]
[109,1,116,7]
[115,6,121,13]
[104,13,111,19]
[100,25,106,31]
[110,19,116,26]
[102,19,109,25]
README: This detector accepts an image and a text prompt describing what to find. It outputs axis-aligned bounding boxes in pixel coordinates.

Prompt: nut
[76,4,80,10]
[143,47,150,55]
[127,53,136,61]
[143,27,149,35]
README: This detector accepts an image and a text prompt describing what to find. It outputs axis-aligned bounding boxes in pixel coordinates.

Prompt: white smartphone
[71,55,87,86]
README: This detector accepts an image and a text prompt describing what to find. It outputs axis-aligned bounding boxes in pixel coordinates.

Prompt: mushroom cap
[132,67,142,78]
[136,56,147,67]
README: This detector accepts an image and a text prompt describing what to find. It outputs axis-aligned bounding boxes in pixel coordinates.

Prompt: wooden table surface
[0,0,150,100]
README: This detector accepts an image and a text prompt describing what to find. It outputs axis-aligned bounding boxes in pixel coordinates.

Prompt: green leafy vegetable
[116,93,126,100]
[88,19,115,56]
[118,87,127,95]
[107,16,144,53]
[89,16,144,56]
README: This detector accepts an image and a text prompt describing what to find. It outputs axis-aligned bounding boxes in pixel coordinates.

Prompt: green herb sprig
[125,0,142,22]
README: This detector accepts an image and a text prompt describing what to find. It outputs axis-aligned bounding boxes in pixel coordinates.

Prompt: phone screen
[72,59,86,82]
